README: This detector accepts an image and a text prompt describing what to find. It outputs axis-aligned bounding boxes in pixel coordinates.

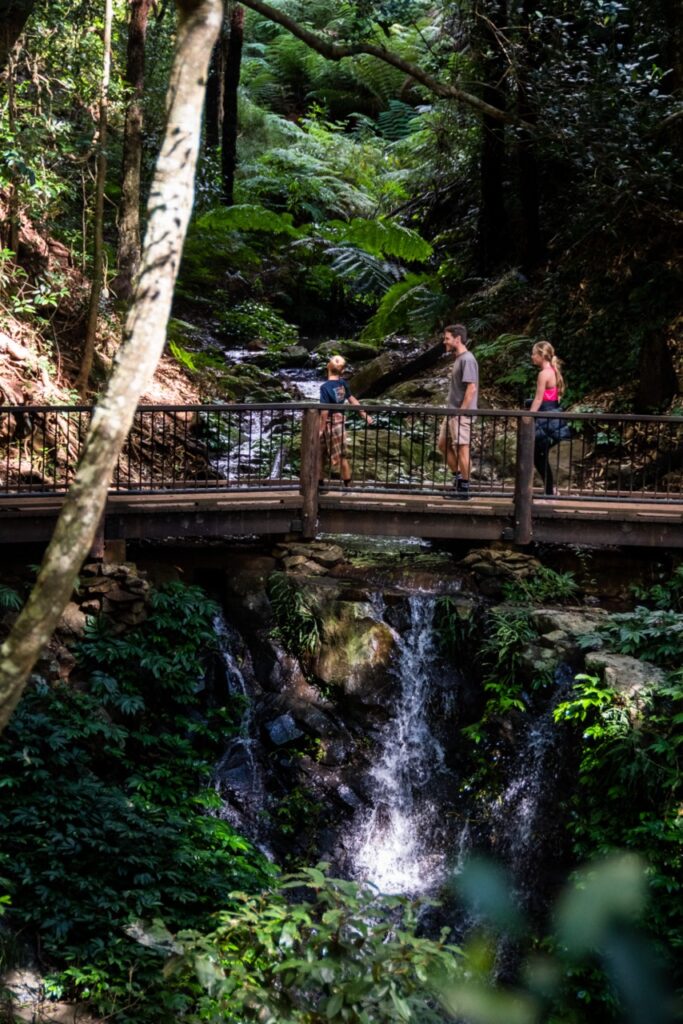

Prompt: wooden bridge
[0,403,681,549]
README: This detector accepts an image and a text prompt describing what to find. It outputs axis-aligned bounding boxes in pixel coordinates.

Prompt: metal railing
[0,403,681,506]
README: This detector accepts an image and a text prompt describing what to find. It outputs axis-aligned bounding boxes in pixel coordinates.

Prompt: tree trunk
[0,0,35,71]
[0,0,223,736]
[475,0,509,273]
[111,0,154,302]
[204,39,222,151]
[221,4,244,205]
[634,333,678,413]
[6,47,20,255]
[76,0,114,397]
[515,0,544,271]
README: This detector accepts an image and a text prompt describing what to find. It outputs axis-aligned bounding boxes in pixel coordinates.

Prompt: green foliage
[197,204,301,238]
[632,565,683,613]
[168,866,462,1024]
[268,572,321,659]
[501,567,579,606]
[361,272,449,341]
[0,582,271,1020]
[579,607,683,672]
[217,301,299,348]
[433,596,476,657]
[473,333,536,394]
[480,609,537,687]
[0,583,23,611]
[556,679,683,973]
[168,340,199,373]
[326,218,433,262]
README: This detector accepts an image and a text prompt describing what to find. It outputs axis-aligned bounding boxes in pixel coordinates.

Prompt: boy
[319,355,373,487]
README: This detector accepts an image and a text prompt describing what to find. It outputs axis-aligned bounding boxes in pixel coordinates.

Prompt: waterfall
[346,595,450,895]
[212,614,266,839]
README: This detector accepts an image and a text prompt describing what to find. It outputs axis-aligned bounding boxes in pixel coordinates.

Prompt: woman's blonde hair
[532,340,565,398]
[327,355,346,374]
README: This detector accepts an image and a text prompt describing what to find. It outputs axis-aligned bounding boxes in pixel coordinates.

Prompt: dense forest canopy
[0,0,680,406]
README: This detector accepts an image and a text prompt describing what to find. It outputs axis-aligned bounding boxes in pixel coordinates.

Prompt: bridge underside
[1,490,682,549]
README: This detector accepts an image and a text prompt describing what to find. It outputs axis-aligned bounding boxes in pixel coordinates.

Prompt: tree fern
[327,246,401,294]
[196,204,302,237]
[377,100,419,140]
[361,272,446,340]
[326,217,432,261]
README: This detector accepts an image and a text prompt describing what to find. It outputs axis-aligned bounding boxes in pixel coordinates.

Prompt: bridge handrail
[0,402,681,425]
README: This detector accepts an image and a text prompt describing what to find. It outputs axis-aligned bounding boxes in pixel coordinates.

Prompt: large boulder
[313,601,398,701]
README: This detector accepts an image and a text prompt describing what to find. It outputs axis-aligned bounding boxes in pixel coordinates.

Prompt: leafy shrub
[268,572,320,658]
[501,566,579,605]
[169,866,462,1024]
[217,300,299,348]
[0,582,271,1020]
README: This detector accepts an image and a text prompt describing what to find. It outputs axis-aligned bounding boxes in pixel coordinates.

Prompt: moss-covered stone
[313,601,397,700]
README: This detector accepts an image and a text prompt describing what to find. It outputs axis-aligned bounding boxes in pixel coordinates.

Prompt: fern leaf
[196,204,301,237]
[361,272,444,340]
[327,217,432,261]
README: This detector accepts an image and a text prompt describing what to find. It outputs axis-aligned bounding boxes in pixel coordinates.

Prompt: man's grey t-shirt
[447,350,479,409]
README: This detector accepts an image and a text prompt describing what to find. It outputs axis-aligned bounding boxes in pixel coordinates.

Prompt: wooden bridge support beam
[514,415,535,545]
[299,408,321,540]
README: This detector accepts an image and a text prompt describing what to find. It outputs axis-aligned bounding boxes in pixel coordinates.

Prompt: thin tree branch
[239,0,519,124]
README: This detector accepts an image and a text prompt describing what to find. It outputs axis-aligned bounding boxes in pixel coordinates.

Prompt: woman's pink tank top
[543,371,559,402]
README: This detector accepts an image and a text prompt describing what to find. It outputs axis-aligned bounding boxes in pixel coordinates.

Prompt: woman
[319,355,373,488]
[528,340,570,496]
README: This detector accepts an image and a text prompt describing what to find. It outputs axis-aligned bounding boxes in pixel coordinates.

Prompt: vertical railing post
[300,408,321,540]
[514,415,535,544]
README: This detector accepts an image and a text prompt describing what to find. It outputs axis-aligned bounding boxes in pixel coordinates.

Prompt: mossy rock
[167,318,203,346]
[314,339,380,363]
[313,601,397,701]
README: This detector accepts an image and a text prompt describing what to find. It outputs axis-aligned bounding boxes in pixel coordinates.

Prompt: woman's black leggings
[534,440,555,495]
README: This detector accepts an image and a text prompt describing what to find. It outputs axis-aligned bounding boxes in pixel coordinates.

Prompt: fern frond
[377,100,419,141]
[196,204,302,237]
[361,272,445,340]
[327,217,432,261]
[327,246,400,294]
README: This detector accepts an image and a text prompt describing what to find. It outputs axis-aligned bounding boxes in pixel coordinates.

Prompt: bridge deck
[2,488,681,547]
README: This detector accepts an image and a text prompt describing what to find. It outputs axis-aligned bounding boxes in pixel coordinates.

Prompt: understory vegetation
[0,582,273,1020]
[1,566,681,1022]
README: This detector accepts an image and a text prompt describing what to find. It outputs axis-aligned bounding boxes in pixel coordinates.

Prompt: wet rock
[264,713,304,746]
[530,608,608,639]
[318,737,355,766]
[584,651,666,695]
[313,602,398,700]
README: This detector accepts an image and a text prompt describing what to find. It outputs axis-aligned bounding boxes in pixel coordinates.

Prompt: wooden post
[514,415,535,545]
[300,408,321,540]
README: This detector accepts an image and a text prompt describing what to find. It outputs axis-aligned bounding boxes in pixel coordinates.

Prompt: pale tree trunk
[0,0,223,736]
[77,0,114,397]
[111,0,154,301]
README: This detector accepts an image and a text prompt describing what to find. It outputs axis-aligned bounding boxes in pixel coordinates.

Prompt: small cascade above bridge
[0,402,681,549]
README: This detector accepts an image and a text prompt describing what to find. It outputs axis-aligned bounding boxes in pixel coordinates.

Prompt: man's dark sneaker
[456,479,470,500]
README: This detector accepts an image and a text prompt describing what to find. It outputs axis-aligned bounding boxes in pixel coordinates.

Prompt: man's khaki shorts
[439,414,472,449]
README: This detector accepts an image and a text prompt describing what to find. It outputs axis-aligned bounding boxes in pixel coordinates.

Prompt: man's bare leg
[457,445,470,481]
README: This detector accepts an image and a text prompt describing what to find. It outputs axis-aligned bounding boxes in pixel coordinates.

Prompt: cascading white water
[347,595,449,895]
[212,614,266,834]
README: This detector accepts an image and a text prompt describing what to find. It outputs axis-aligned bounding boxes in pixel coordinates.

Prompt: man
[437,323,478,500]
